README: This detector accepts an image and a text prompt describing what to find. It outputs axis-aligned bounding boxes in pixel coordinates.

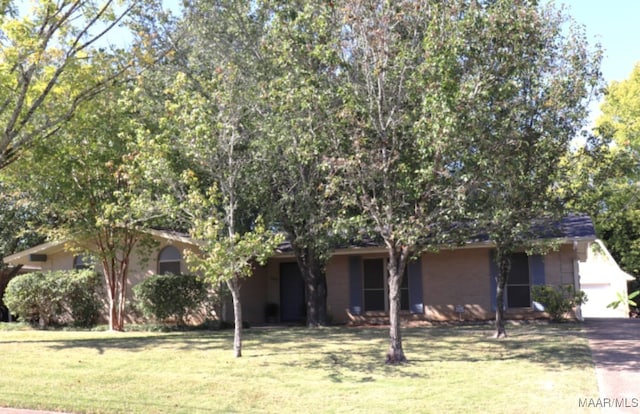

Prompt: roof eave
[273,235,595,259]
[3,240,68,264]
[145,229,201,246]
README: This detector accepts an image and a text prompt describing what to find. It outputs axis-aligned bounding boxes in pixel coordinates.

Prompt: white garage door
[581,284,625,318]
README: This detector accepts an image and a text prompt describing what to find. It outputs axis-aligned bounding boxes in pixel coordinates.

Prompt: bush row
[5,269,588,328]
[4,269,102,327]
[4,271,225,328]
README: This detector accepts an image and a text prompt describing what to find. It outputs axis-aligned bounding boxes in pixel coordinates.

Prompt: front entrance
[280,262,306,323]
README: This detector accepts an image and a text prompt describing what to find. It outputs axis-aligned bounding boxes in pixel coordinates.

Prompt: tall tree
[156,0,281,357]
[0,0,141,169]
[571,64,640,280]
[257,0,344,327]
[455,0,602,337]
[336,0,470,363]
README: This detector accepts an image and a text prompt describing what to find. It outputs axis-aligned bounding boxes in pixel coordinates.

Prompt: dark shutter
[348,256,363,315]
[529,254,545,286]
[407,258,424,314]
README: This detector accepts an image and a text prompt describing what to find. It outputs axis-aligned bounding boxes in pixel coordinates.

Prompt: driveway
[584,318,640,413]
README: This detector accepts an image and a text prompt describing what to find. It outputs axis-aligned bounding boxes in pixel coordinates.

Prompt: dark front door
[280,262,306,323]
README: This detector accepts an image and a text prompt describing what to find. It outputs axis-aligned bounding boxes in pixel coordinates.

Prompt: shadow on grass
[4,324,593,378]
[0,332,233,354]
[407,325,593,369]
[249,325,594,381]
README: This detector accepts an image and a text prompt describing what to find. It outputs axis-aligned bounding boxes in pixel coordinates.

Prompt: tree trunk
[386,246,409,364]
[115,259,129,331]
[104,260,118,331]
[103,261,124,332]
[227,277,243,358]
[99,232,135,332]
[107,297,118,331]
[494,250,511,339]
[294,246,328,327]
[0,264,23,295]
[305,281,318,327]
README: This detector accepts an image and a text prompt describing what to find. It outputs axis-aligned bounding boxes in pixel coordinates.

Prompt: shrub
[531,284,588,322]
[4,272,61,326]
[133,273,208,326]
[65,270,103,327]
[4,269,102,328]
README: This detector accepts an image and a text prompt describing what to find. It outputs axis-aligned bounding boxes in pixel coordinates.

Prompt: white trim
[145,229,200,246]
[4,230,201,266]
[3,240,67,264]
[573,244,583,321]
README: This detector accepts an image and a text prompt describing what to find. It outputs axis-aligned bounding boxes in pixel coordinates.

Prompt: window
[73,255,93,270]
[158,246,182,275]
[507,253,530,308]
[363,259,385,311]
[363,258,409,312]
[400,273,409,310]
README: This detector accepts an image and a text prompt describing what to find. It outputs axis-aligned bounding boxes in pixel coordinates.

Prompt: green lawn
[0,324,598,413]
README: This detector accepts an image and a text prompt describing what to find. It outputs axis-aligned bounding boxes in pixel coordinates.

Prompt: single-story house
[2,230,199,323]
[578,239,635,318]
[3,215,630,324]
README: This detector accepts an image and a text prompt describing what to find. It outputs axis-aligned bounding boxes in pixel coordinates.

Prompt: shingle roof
[559,214,596,239]
[275,214,596,254]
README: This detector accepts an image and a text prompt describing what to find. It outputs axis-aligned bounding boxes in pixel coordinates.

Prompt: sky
[554,0,640,124]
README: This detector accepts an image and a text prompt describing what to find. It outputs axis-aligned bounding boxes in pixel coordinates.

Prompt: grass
[0,323,598,413]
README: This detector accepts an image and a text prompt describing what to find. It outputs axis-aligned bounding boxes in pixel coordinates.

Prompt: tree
[0,0,139,169]
[154,0,282,357]
[165,68,283,356]
[571,64,640,283]
[570,139,640,278]
[335,0,471,363]
[183,183,282,357]
[597,63,640,151]
[256,0,344,327]
[455,0,601,337]
[7,82,167,331]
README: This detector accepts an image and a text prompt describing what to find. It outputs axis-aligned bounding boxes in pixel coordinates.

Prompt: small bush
[5,272,61,326]
[65,270,103,327]
[531,284,588,322]
[4,270,102,328]
[133,273,208,326]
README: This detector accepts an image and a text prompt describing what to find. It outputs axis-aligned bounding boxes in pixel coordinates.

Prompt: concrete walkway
[584,318,640,413]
